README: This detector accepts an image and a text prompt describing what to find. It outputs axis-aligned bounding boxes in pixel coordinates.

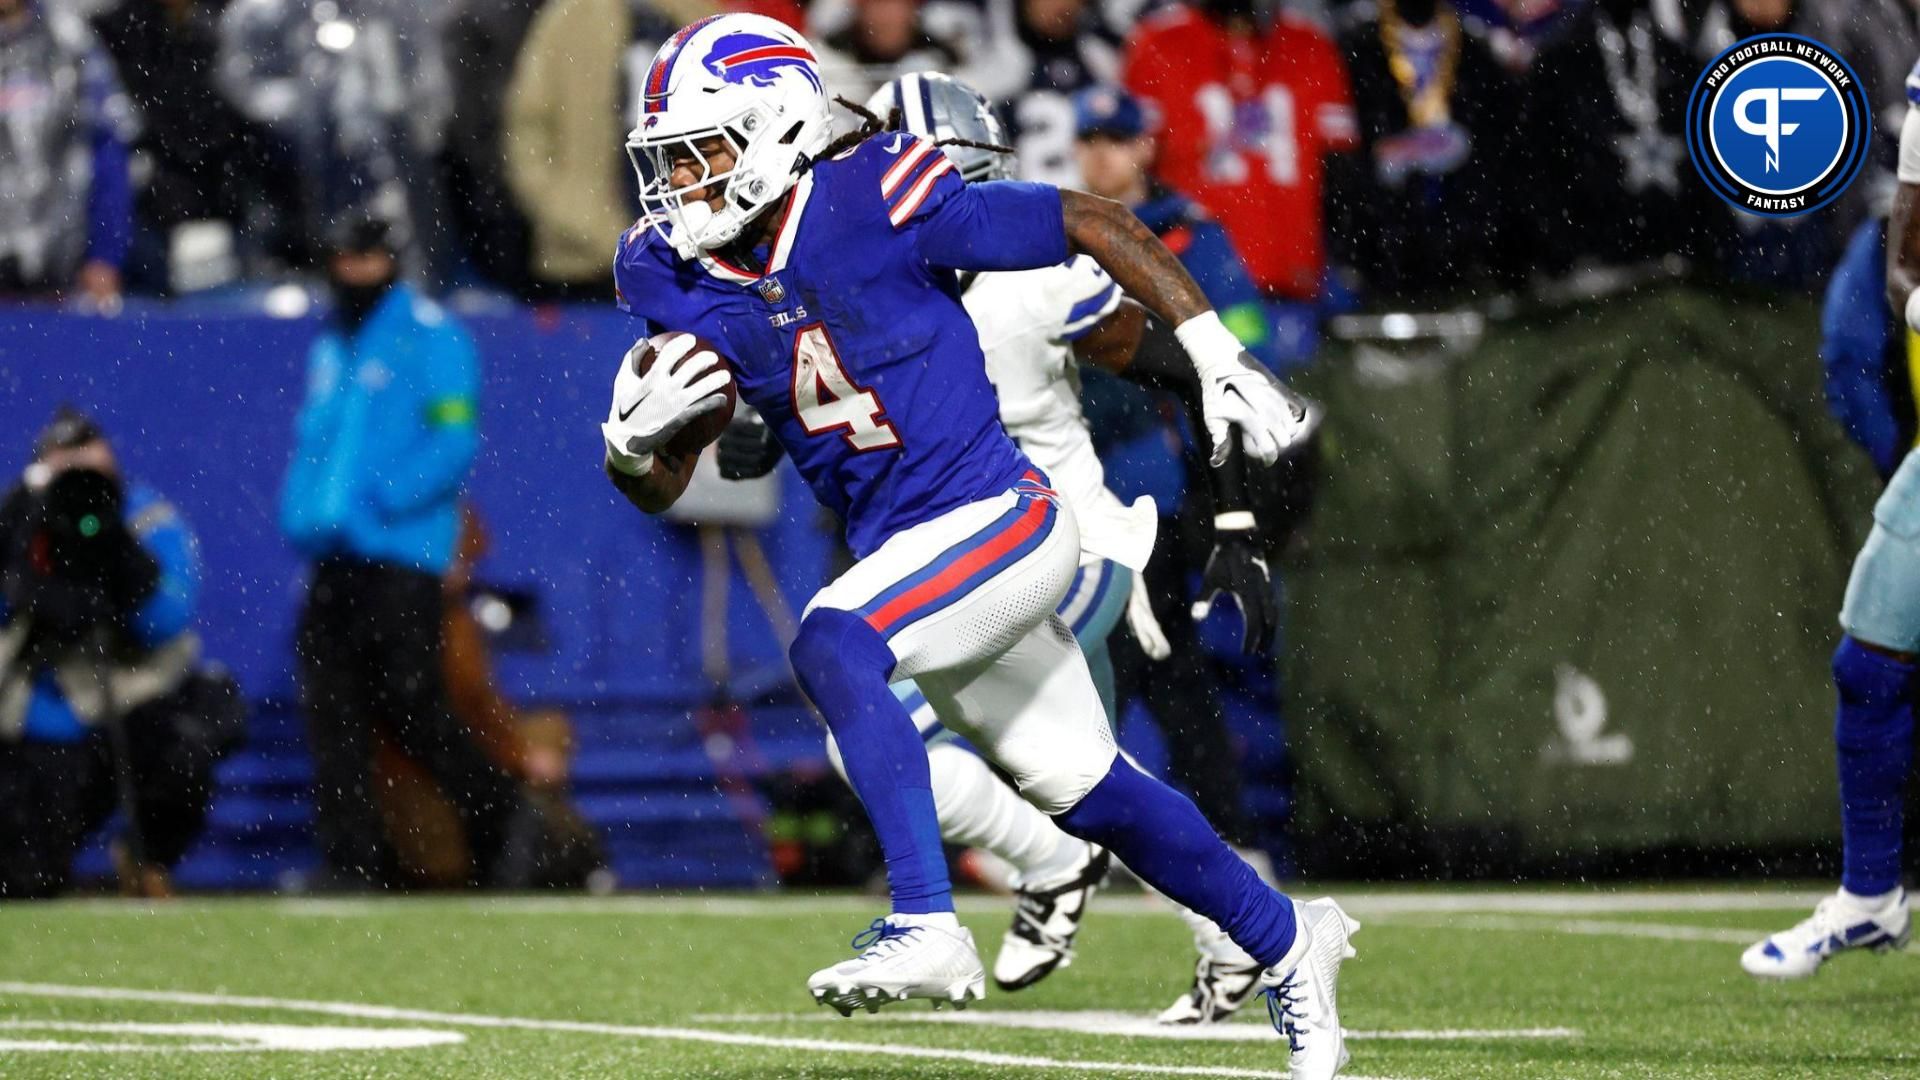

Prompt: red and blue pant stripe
[858,475,1059,640]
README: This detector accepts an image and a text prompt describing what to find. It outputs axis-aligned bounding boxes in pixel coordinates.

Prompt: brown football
[630,331,738,459]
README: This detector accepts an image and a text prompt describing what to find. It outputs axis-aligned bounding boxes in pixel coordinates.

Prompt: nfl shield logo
[756,277,786,303]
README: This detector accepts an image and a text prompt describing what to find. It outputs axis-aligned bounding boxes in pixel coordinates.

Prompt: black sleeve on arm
[1209,436,1256,520]
[1124,314,1199,401]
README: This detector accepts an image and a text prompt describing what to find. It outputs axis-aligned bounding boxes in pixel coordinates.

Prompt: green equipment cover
[1287,288,1879,874]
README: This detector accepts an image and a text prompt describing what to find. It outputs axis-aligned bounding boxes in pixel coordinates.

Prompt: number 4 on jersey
[792,324,902,451]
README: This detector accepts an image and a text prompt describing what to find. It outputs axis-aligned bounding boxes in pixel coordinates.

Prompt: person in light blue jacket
[281,215,529,890]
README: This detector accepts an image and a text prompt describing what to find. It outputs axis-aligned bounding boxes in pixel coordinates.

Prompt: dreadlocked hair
[937,135,1016,156]
[816,97,902,161]
[810,96,1016,167]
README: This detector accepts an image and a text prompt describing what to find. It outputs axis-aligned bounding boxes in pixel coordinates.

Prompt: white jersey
[963,255,1157,571]
[1902,57,1920,184]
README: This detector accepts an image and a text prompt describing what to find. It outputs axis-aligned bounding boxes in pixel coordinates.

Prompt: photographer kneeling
[0,410,242,899]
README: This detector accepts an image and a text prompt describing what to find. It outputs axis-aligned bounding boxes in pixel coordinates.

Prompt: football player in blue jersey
[717,70,1298,1020]
[1742,60,1920,979]
[597,15,1353,1075]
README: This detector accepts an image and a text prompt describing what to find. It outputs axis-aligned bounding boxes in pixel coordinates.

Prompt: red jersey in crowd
[724,0,807,31]
[1123,7,1357,300]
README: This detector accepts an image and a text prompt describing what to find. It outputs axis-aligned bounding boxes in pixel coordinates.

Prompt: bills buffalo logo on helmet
[702,32,822,93]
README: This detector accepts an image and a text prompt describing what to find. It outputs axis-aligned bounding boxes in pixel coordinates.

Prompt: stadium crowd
[0,0,1913,308]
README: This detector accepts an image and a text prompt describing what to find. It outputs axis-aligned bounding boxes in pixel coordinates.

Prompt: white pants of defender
[805,486,1118,813]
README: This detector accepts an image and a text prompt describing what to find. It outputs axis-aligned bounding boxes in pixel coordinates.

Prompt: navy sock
[1832,637,1916,898]
[790,609,952,914]
[1054,757,1295,966]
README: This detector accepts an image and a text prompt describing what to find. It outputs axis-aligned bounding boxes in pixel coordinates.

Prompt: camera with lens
[1,463,160,659]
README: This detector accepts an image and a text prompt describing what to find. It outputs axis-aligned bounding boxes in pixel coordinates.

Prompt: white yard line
[0,1040,241,1053]
[688,1010,1579,1044]
[0,982,1407,1080]
[17,889,1832,920]
[278,895,891,918]
[282,889,1833,919]
[0,1020,467,1052]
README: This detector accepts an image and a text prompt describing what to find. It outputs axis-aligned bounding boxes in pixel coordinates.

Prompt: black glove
[716,413,785,481]
[1191,529,1276,655]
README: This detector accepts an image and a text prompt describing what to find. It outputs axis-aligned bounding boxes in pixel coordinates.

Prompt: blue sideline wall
[1,299,1286,889]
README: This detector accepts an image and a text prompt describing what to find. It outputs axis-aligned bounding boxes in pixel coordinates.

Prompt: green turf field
[1,888,1914,1079]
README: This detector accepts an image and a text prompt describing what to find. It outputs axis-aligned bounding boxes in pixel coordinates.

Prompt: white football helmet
[625,14,833,259]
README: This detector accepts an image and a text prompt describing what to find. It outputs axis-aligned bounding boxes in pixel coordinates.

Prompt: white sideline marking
[1426,915,1767,946]
[691,1011,1579,1043]
[1348,1028,1580,1042]
[24,889,1833,920]
[279,895,890,919]
[285,890,1831,920]
[0,982,1406,1080]
[0,1020,465,1053]
[1336,892,1830,917]
[1425,913,1912,958]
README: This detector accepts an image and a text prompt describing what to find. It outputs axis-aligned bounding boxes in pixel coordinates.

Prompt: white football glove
[1176,312,1318,467]
[1125,571,1171,661]
[601,334,733,475]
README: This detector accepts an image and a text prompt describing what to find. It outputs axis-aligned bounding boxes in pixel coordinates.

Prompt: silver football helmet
[864,72,1016,183]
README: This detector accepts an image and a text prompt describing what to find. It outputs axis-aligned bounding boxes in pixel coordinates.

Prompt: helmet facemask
[626,14,834,260]
[628,101,829,261]
[630,109,756,259]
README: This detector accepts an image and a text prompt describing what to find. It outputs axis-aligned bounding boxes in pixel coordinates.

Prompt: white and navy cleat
[1262,897,1359,1080]
[993,844,1111,991]
[1157,954,1266,1025]
[1741,887,1910,980]
[807,916,987,1017]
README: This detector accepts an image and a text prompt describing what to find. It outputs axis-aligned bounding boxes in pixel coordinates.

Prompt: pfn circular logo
[1685,34,1870,217]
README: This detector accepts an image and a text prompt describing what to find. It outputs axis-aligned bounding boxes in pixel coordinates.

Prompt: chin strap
[670,196,780,263]
[668,201,719,260]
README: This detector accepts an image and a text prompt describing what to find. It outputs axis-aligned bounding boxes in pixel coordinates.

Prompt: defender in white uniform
[1739,56,1920,980]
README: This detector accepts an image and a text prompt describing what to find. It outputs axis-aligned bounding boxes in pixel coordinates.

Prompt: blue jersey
[615,134,1070,556]
[1821,216,1911,480]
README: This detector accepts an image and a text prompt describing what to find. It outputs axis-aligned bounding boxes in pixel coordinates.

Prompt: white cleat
[993,844,1111,991]
[807,916,987,1017]
[1263,897,1359,1080]
[1157,955,1265,1025]
[1741,888,1910,980]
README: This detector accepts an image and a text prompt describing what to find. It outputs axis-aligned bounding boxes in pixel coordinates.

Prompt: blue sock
[1833,638,1915,898]
[1054,757,1295,966]
[790,609,952,914]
